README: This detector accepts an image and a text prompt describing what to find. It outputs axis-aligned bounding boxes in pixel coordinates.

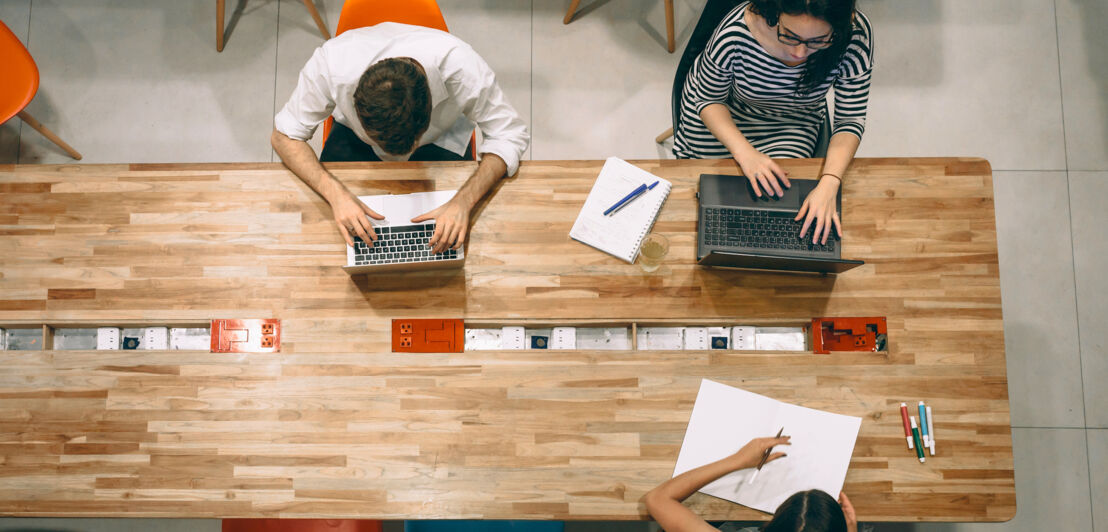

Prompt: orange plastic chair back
[336,0,449,34]
[320,0,474,161]
[223,519,382,532]
[0,20,39,124]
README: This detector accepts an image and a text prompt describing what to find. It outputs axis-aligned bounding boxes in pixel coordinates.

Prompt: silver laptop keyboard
[352,223,459,266]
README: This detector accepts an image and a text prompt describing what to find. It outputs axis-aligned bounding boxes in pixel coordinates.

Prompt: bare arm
[645,436,789,532]
[412,152,507,253]
[794,131,861,244]
[700,103,791,197]
[271,127,382,247]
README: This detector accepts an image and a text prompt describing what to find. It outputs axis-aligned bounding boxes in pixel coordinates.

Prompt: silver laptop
[342,190,465,275]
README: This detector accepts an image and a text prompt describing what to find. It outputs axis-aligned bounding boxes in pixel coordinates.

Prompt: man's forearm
[270,127,342,204]
[454,153,508,210]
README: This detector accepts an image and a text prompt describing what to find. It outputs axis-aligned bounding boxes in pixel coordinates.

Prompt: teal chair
[404,522,564,532]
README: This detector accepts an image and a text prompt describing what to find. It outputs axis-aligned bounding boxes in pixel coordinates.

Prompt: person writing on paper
[271,23,529,253]
[674,0,873,245]
[644,436,858,532]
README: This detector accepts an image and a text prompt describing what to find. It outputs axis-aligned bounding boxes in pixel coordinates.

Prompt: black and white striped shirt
[674,2,873,159]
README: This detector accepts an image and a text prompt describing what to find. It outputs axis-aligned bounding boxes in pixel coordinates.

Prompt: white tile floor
[0,0,1105,530]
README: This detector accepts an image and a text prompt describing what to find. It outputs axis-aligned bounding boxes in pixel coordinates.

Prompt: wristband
[819,173,842,183]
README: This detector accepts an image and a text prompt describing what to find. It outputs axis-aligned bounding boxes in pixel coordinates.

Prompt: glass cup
[638,233,669,272]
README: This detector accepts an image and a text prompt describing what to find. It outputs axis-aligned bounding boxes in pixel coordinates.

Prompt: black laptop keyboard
[703,207,836,254]
[352,223,459,266]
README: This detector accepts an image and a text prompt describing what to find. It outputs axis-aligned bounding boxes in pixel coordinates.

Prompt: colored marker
[918,401,930,448]
[899,403,913,450]
[926,406,935,456]
[910,416,925,463]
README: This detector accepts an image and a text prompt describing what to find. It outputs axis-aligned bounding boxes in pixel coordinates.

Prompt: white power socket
[0,328,6,350]
[169,327,211,350]
[501,326,525,349]
[464,328,503,350]
[683,327,708,350]
[142,327,169,350]
[96,327,121,350]
[731,326,756,350]
[550,327,577,349]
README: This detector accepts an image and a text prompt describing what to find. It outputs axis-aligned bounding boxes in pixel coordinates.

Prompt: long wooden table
[0,158,1014,521]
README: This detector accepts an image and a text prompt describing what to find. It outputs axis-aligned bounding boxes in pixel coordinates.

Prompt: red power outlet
[391,319,463,353]
[211,319,281,353]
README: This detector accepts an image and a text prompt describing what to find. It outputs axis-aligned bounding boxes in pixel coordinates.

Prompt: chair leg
[664,0,675,53]
[655,127,673,144]
[216,0,225,52]
[301,0,331,40]
[17,110,83,160]
[564,0,582,24]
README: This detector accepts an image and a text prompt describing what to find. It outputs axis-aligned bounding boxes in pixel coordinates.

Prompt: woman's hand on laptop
[412,196,469,253]
[734,147,790,198]
[795,175,842,245]
[332,187,384,247]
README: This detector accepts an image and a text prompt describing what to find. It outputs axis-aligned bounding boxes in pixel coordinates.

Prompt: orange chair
[320,0,476,160]
[218,0,331,52]
[0,20,82,160]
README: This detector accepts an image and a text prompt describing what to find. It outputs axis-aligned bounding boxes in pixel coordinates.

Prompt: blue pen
[605,180,659,216]
[918,401,929,448]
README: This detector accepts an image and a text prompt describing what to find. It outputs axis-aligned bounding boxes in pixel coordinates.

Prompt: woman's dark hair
[761,490,848,532]
[353,58,432,155]
[749,0,856,95]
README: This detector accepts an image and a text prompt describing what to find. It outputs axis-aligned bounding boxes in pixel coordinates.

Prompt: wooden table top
[0,158,1013,521]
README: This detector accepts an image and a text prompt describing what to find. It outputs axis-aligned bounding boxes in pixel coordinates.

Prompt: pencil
[747,427,785,484]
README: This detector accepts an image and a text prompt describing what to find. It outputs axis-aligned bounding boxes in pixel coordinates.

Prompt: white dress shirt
[275,23,529,176]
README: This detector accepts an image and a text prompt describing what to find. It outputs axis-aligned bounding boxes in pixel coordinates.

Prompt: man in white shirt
[271,23,529,253]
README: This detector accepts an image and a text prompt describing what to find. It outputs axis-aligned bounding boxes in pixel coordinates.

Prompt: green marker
[910,416,925,463]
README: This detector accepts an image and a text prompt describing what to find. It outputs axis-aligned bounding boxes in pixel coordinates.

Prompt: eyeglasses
[776,25,833,50]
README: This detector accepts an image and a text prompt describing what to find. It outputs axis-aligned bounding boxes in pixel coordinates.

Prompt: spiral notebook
[570,157,672,263]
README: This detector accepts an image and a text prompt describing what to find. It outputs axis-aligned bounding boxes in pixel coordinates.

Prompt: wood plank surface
[0,158,1013,521]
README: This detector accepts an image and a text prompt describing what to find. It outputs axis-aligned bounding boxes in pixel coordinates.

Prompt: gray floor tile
[993,171,1084,427]
[872,428,1092,532]
[1069,171,1108,427]
[273,0,342,160]
[531,0,700,160]
[439,0,533,160]
[855,0,1066,171]
[1056,0,1108,171]
[20,0,279,163]
[0,518,220,532]
[0,0,31,164]
[1088,429,1107,532]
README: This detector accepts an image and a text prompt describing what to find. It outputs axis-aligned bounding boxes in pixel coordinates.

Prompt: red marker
[899,402,913,449]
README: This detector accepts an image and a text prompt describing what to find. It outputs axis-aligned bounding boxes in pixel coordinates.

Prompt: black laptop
[696,174,864,274]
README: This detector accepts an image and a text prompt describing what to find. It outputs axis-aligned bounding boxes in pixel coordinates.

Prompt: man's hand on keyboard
[412,196,469,253]
[332,187,385,247]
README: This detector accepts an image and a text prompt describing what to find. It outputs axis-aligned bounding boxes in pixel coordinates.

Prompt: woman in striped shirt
[675,0,873,245]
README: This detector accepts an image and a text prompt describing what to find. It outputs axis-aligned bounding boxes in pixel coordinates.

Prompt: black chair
[659,0,831,158]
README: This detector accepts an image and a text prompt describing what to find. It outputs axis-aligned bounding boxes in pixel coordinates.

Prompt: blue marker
[918,401,929,448]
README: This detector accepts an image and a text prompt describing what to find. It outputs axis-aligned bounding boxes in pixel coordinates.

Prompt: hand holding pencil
[726,432,791,476]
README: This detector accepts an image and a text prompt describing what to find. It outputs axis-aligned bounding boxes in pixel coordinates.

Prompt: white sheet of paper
[673,379,862,514]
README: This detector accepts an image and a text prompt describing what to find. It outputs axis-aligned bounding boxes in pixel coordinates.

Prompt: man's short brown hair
[353,58,431,155]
